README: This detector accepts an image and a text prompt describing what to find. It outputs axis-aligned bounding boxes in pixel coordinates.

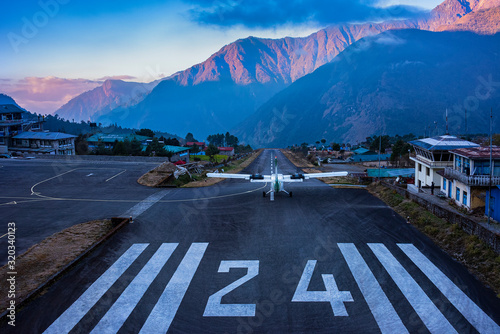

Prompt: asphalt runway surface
[1,150,499,333]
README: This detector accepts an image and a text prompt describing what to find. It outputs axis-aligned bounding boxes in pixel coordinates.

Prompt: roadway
[1,150,499,333]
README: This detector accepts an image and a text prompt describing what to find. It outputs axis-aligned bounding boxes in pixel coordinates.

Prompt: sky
[0,0,442,114]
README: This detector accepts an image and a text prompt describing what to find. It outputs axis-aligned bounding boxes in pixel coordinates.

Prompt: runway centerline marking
[105,170,126,182]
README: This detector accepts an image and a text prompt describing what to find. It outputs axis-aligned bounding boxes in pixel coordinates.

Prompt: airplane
[207,153,348,201]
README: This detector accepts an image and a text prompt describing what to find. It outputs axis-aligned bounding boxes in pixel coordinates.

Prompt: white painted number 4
[292,260,353,316]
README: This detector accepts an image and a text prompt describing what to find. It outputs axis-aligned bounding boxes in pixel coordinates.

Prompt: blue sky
[0,0,442,114]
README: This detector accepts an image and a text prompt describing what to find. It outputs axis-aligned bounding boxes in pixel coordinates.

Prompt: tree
[130,138,143,155]
[75,134,89,155]
[164,137,180,146]
[190,144,200,154]
[369,135,391,153]
[112,140,127,156]
[185,132,196,143]
[136,128,155,138]
[206,144,220,162]
[331,143,341,151]
[123,138,131,155]
[95,139,111,155]
[146,137,167,157]
[321,139,326,144]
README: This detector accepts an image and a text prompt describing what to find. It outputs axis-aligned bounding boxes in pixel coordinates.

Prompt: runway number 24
[203,260,353,317]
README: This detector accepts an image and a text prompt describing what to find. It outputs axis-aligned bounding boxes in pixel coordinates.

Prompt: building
[186,142,206,149]
[87,133,151,151]
[441,146,500,211]
[409,135,479,192]
[0,104,44,154]
[11,132,76,155]
[218,147,235,157]
[0,103,75,156]
[164,145,190,162]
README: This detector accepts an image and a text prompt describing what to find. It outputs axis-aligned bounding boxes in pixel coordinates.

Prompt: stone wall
[23,154,169,163]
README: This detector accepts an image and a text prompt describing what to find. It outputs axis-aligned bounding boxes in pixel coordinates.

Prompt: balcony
[443,167,500,186]
[410,156,453,168]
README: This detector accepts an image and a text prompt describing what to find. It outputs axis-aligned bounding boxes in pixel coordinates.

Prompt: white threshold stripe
[43,244,148,334]
[90,243,178,334]
[123,190,169,218]
[369,244,457,334]
[139,243,209,334]
[398,244,500,334]
[338,243,408,334]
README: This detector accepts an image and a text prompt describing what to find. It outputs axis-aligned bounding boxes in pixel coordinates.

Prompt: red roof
[450,146,500,159]
[218,147,234,151]
[186,142,205,146]
[174,160,186,165]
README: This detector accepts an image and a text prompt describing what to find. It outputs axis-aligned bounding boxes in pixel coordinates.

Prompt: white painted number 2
[204,260,259,317]
[292,260,353,316]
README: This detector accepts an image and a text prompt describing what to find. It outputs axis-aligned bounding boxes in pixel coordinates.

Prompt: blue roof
[13,132,75,140]
[351,154,391,162]
[353,147,369,154]
[367,168,415,177]
[410,135,479,151]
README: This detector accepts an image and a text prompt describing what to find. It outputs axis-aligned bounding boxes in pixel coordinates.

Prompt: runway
[1,150,499,333]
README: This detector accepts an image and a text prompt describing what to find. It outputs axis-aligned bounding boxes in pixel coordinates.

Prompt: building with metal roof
[11,131,76,155]
[1,103,49,154]
[409,135,479,191]
[440,146,500,211]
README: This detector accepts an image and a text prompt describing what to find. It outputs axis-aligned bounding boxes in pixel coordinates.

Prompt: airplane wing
[282,171,348,182]
[303,171,348,179]
[206,173,252,180]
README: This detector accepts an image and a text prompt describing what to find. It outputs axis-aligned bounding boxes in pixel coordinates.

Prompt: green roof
[164,145,190,153]
[87,133,151,143]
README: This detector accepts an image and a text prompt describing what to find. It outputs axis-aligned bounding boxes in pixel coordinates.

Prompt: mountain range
[234,30,500,146]
[41,0,500,145]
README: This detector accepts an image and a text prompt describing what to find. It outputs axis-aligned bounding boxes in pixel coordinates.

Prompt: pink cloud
[0,76,102,115]
[96,75,137,81]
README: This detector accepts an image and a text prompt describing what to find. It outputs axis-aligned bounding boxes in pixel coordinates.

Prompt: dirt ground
[182,149,263,188]
[0,219,115,314]
[280,149,315,168]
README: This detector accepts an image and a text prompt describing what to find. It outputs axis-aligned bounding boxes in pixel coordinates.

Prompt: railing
[444,167,500,186]
[410,156,452,168]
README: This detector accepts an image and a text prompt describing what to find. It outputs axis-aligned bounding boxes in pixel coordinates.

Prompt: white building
[441,146,500,210]
[409,135,479,192]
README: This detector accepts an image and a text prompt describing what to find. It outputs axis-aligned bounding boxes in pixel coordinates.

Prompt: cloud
[0,76,102,115]
[96,75,138,81]
[186,0,428,28]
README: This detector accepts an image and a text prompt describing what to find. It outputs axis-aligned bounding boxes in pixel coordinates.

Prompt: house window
[455,155,461,170]
[494,160,500,177]
[426,167,430,176]
[418,164,422,172]
[475,161,490,175]
[443,179,446,190]
[456,187,460,201]
[463,158,470,174]
[463,191,468,206]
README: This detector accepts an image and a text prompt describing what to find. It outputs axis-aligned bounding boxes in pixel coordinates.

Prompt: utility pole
[488,108,493,224]
[464,108,467,138]
[378,134,382,179]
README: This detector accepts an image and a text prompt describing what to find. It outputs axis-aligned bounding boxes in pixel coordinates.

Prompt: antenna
[445,109,449,135]
[464,108,467,138]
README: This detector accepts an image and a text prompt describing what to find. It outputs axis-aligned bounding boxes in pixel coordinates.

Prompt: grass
[369,183,500,298]
[190,154,229,163]
[0,219,115,314]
